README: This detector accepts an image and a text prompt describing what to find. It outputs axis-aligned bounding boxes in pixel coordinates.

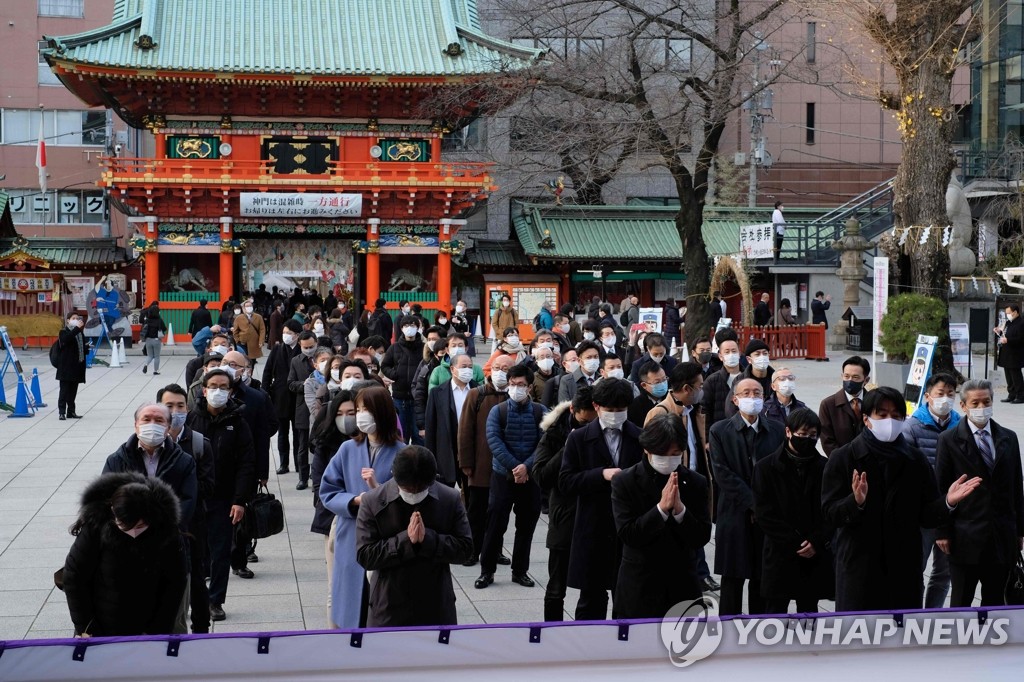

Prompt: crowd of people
[61,289,1024,637]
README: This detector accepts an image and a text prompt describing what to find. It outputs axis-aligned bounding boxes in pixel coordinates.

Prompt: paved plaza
[0,346,1007,639]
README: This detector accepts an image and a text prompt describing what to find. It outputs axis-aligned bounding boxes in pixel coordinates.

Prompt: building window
[5,189,106,225]
[806,103,816,145]
[510,36,605,60]
[0,109,107,146]
[38,40,61,85]
[38,0,84,17]
[639,38,692,71]
[442,119,485,153]
[806,22,817,63]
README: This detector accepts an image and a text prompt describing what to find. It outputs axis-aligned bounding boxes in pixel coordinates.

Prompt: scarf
[862,428,911,460]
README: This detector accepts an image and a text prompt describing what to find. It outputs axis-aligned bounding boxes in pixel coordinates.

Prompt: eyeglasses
[222,362,246,370]
[775,375,796,381]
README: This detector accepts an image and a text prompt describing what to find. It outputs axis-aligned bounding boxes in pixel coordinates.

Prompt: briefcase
[245,484,284,539]
[1005,552,1024,605]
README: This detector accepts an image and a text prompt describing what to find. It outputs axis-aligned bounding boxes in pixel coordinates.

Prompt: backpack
[49,338,61,368]
[367,309,386,338]
[532,312,544,331]
[619,308,630,326]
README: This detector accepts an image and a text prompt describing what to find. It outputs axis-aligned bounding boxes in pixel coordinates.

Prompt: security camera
[114,144,123,155]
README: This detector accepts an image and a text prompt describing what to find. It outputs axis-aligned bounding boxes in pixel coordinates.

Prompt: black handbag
[1005,552,1024,605]
[245,484,284,539]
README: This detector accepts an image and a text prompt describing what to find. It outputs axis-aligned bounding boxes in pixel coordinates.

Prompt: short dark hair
[863,386,905,419]
[775,200,783,209]
[714,327,738,345]
[638,360,664,383]
[363,335,386,350]
[926,372,957,392]
[639,413,686,456]
[423,325,444,339]
[668,361,704,391]
[156,384,188,403]
[284,319,303,333]
[507,363,534,385]
[815,291,825,298]
[842,356,871,376]
[572,385,595,413]
[576,340,603,358]
[337,358,370,379]
[202,368,233,388]
[600,354,620,370]
[591,377,633,408]
[399,299,409,307]
[375,297,387,309]
[1008,304,1021,314]
[644,333,667,351]
[66,310,80,320]
[582,318,601,333]
[392,445,437,491]
[210,332,231,346]
[786,407,821,433]
[297,330,317,343]
[502,326,518,338]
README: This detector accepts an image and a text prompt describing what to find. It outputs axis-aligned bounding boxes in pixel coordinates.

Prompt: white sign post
[240,192,362,218]
[872,257,890,371]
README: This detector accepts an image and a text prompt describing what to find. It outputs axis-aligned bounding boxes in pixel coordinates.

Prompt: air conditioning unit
[733,152,746,165]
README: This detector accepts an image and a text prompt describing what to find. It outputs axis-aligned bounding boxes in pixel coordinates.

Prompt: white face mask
[243,305,253,314]
[538,341,553,350]
[356,412,377,435]
[118,522,149,539]
[649,454,682,475]
[776,380,795,397]
[68,318,83,328]
[502,301,510,308]
[867,417,902,443]
[210,345,228,356]
[282,333,296,346]
[537,358,555,373]
[930,396,955,417]
[722,352,740,368]
[582,358,600,375]
[399,488,430,505]
[751,355,771,371]
[341,377,358,391]
[456,304,465,313]
[402,326,418,339]
[602,336,616,348]
[137,423,167,448]
[220,365,237,379]
[313,322,325,333]
[737,397,764,416]
[170,412,187,431]
[491,369,508,389]
[598,409,627,430]
[317,360,328,375]
[450,346,466,357]
[606,368,624,380]
[374,352,384,363]
[508,385,530,403]
[506,335,520,346]
[967,406,993,428]
[565,360,580,374]
[330,368,341,381]
[335,414,358,436]
[560,323,570,334]
[583,332,595,341]
[438,317,447,325]
[650,354,666,364]
[206,388,230,408]
[456,367,474,383]
[234,309,241,316]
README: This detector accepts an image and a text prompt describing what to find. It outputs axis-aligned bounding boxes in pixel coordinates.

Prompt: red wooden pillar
[366,219,381,305]
[143,217,159,307]
[437,219,454,314]
[219,217,234,301]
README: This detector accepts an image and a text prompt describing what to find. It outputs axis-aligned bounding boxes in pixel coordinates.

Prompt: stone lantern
[831,218,872,351]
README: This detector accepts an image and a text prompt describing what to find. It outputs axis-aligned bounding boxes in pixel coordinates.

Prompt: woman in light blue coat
[321,385,404,628]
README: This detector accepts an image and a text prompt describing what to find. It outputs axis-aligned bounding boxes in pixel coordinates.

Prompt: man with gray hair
[935,378,1024,606]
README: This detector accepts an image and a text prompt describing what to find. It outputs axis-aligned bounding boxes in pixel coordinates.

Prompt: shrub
[878,293,947,363]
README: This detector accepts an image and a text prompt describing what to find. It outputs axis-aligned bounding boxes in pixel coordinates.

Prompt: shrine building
[43,0,539,336]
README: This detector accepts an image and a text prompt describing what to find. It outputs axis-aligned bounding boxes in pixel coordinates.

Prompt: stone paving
[0,344,1007,638]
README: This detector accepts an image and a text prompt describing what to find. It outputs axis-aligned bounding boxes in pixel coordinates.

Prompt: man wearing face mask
[529,345,560,402]
[185,332,233,388]
[476,365,549,589]
[627,333,677,384]
[560,378,643,619]
[709,378,785,615]
[356,446,473,626]
[450,299,475,356]
[559,304,583,345]
[458,354,514,565]
[752,408,834,614]
[723,340,775,419]
[381,315,426,445]
[425,353,478,487]
[231,298,266,360]
[551,315,574,354]
[262,320,304,476]
[223,351,278,496]
[690,338,716,378]
[187,369,256,622]
[286,331,320,489]
[996,303,1024,403]
[628,361,666,428]
[935,379,1024,607]
[818,356,871,456]
[558,340,603,403]
[412,326,447,438]
[760,367,806,426]
[611,413,711,618]
[903,372,960,608]
[158,384,216,633]
[701,338,743,445]
[427,333,485,390]
[543,348,578,409]
[56,311,88,420]
[822,386,981,611]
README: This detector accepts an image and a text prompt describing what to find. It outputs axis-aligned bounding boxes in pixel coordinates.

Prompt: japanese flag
[35,123,47,193]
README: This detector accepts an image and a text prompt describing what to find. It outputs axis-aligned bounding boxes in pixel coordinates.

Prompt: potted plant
[876,293,947,388]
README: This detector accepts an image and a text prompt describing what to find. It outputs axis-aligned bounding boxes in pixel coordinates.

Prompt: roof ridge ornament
[135,34,157,50]
[444,42,464,57]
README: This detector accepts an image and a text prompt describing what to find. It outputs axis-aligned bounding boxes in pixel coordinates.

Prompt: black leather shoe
[59,415,66,421]
[247,552,259,563]
[276,467,290,475]
[462,554,479,567]
[1013,398,1024,405]
[511,573,535,588]
[67,413,83,419]
[496,555,511,566]
[296,480,308,490]
[474,573,494,589]
[1002,397,1017,403]
[142,365,147,374]
[233,567,255,579]
[702,577,721,592]
[209,604,226,621]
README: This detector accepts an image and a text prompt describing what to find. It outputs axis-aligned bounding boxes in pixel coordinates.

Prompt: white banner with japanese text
[240,192,362,218]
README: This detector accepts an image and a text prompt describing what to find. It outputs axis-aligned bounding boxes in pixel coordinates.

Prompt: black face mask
[789,435,819,459]
[843,379,864,395]
[697,351,713,365]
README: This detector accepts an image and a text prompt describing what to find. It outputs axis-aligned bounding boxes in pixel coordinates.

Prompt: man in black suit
[425,353,477,487]
[286,331,319,488]
[753,293,772,327]
[818,356,870,456]
[810,291,831,328]
[997,304,1024,403]
[611,413,711,619]
[261,320,302,475]
[559,378,643,620]
[936,379,1024,606]
[709,377,785,615]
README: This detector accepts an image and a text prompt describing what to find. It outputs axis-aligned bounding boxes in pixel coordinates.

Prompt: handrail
[810,177,894,226]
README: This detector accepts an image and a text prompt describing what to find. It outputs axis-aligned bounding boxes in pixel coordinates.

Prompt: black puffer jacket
[413,349,441,430]
[187,399,256,506]
[532,401,577,550]
[381,335,425,399]
[102,435,197,529]
[62,473,186,637]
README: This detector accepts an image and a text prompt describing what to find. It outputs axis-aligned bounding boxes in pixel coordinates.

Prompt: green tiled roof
[0,237,127,266]
[46,0,540,77]
[465,239,532,267]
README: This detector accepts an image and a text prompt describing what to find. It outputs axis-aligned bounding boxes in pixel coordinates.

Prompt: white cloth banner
[739,223,773,259]
[2,609,1023,681]
[240,192,362,218]
[873,257,889,353]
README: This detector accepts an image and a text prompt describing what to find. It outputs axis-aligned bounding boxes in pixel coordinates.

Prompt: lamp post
[745,36,779,208]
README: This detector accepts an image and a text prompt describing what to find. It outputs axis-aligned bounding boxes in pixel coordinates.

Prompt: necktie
[587,376,594,386]
[606,428,620,466]
[850,397,861,421]
[976,430,996,470]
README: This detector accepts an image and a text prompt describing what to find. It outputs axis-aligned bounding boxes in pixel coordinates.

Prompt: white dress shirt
[451,379,470,426]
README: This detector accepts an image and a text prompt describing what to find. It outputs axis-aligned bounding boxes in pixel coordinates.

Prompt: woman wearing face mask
[62,473,186,637]
[434,310,451,336]
[312,358,370,426]
[822,386,982,612]
[450,300,475,357]
[302,348,335,438]
[752,408,834,614]
[482,326,528,376]
[320,386,405,629]
[309,390,358,627]
[490,294,518,343]
[610,413,711,619]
